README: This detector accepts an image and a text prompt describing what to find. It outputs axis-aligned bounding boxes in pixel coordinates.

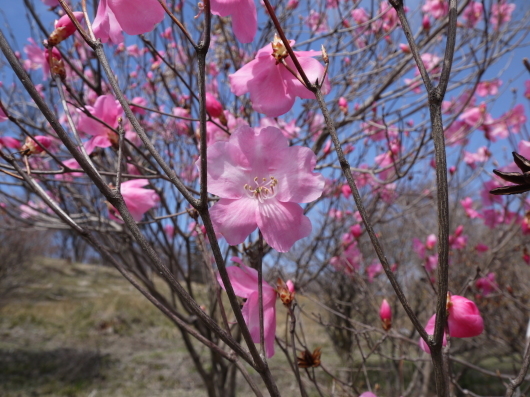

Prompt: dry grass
[0,258,343,397]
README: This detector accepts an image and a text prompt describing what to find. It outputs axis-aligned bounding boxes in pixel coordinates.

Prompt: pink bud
[338,97,348,114]
[422,15,431,31]
[205,93,223,118]
[399,43,411,53]
[379,299,392,331]
[286,0,299,10]
[286,280,295,294]
[350,224,362,239]
[48,12,84,46]
[21,135,53,155]
[426,234,436,250]
[475,243,489,253]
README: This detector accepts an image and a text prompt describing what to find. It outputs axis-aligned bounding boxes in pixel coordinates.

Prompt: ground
[0,258,335,397]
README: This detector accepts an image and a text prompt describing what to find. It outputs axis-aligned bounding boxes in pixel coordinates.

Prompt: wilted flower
[490,152,530,195]
[297,347,321,368]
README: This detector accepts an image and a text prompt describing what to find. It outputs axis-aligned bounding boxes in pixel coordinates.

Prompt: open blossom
[419,294,484,353]
[108,179,160,222]
[476,273,498,296]
[422,0,448,20]
[490,1,515,30]
[93,0,165,44]
[77,94,122,153]
[230,35,330,117]
[476,79,501,97]
[204,125,324,252]
[462,1,483,28]
[216,260,277,358]
[211,0,257,43]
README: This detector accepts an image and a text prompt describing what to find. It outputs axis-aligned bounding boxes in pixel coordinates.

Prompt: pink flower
[379,299,392,331]
[463,146,491,169]
[460,197,481,219]
[525,81,530,100]
[229,35,330,117]
[360,393,378,397]
[108,179,160,222]
[77,94,122,153]
[422,0,448,20]
[476,79,501,97]
[93,0,165,44]
[366,261,383,283]
[476,273,497,296]
[490,1,515,30]
[210,0,257,43]
[419,294,483,353]
[305,10,328,33]
[462,1,483,28]
[205,125,324,252]
[216,261,277,358]
[331,241,362,275]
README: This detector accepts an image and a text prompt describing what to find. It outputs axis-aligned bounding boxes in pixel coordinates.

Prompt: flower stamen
[244,176,278,203]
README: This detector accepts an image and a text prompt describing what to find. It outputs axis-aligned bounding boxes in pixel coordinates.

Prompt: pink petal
[108,0,165,36]
[93,0,124,44]
[229,59,258,96]
[257,200,312,252]
[121,178,149,189]
[244,60,294,117]
[210,198,258,246]
[273,145,325,203]
[211,0,257,43]
[447,295,484,338]
[229,0,257,43]
[419,314,447,354]
[203,138,253,199]
[216,265,259,298]
[84,135,112,153]
[242,290,277,358]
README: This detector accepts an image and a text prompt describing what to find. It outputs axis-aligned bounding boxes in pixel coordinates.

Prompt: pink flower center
[244,176,278,203]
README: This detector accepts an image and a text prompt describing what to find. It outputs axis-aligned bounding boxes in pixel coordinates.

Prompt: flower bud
[48,12,84,46]
[20,136,53,156]
[422,15,431,32]
[379,299,392,331]
[205,93,224,118]
[46,47,66,80]
[277,278,295,306]
[338,97,348,114]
